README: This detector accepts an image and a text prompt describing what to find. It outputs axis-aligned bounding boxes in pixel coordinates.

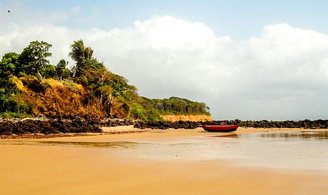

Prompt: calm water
[126,130,328,172]
[2,130,328,172]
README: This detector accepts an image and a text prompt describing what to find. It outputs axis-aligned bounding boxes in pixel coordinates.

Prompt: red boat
[203,125,238,132]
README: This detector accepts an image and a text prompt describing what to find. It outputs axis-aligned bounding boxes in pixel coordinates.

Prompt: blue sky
[4,0,328,40]
[2,0,328,120]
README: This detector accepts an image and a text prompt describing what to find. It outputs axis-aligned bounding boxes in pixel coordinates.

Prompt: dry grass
[9,76,28,93]
[12,77,105,118]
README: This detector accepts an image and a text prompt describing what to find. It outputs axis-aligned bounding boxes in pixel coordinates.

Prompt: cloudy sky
[1,0,328,120]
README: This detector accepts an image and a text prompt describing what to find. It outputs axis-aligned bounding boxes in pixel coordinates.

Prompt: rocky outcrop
[133,119,328,130]
[233,119,328,129]
[0,118,101,136]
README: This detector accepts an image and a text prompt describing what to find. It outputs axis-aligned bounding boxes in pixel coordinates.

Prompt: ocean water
[126,130,328,172]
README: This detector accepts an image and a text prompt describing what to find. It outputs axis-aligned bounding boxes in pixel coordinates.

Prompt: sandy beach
[1,127,328,195]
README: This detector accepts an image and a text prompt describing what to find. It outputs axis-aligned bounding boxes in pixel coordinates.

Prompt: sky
[1,0,328,120]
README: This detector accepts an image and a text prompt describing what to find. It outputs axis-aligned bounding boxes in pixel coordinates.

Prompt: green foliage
[0,87,32,116]
[69,40,93,64]
[0,88,15,112]
[69,40,104,77]
[0,52,19,78]
[142,97,210,116]
[56,59,71,80]
[129,104,145,119]
[18,41,52,78]
[41,64,57,78]
[110,74,137,99]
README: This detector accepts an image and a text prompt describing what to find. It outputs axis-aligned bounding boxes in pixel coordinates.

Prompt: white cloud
[1,15,328,120]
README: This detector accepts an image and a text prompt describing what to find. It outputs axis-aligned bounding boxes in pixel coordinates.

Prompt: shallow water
[125,130,328,172]
[2,130,328,172]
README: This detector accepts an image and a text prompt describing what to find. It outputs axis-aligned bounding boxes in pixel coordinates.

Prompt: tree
[18,41,52,78]
[0,52,19,78]
[41,64,57,78]
[69,40,93,77]
[56,59,69,80]
[69,40,107,77]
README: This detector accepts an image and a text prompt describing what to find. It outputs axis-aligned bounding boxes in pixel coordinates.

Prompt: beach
[1,127,328,195]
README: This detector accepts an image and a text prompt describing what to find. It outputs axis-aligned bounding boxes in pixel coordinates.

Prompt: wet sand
[1,127,328,195]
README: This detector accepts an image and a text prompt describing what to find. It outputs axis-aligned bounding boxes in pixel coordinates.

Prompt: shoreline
[0,126,147,139]
[1,117,328,138]
[0,125,319,139]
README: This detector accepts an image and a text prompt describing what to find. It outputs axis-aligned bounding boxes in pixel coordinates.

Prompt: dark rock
[0,119,101,136]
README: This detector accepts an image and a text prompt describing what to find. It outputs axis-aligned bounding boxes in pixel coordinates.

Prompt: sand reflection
[0,140,139,149]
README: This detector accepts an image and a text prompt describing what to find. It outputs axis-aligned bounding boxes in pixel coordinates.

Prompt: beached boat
[203,125,238,132]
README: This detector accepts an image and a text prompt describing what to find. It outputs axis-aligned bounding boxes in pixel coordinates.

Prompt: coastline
[0,125,146,139]
[2,117,328,139]
[0,124,308,139]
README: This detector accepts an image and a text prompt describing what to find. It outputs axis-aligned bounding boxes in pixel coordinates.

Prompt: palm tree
[69,40,94,76]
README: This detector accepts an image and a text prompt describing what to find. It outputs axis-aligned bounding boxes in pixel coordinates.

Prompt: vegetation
[145,97,210,115]
[0,40,210,121]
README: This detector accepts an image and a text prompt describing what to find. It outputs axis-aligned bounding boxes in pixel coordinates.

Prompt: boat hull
[203,125,238,132]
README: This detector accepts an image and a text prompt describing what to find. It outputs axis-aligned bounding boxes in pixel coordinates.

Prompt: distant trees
[129,96,210,122]
[149,97,210,115]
